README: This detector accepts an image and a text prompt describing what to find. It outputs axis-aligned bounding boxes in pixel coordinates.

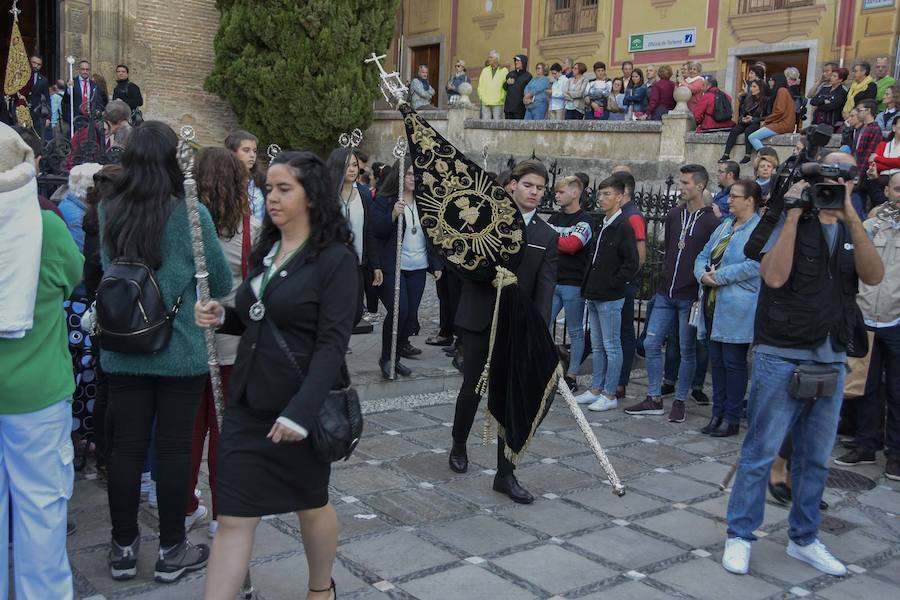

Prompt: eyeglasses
[455,64,464,67]
[728,193,746,199]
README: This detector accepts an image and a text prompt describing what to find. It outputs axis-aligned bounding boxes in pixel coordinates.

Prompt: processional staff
[388,136,408,380]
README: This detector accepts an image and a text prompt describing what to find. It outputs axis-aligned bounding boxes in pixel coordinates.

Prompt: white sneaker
[574,390,601,405]
[588,395,618,412]
[207,519,218,539]
[185,505,208,532]
[148,481,158,509]
[786,539,847,576]
[722,537,751,574]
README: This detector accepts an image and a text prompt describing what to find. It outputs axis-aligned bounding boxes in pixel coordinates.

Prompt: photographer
[723,152,883,578]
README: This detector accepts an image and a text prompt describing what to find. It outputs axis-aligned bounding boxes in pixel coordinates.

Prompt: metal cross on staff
[388,135,408,380]
[267,143,281,161]
[365,52,408,108]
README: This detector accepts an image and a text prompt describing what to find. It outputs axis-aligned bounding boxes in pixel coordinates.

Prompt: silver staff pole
[66,56,75,139]
[388,136,408,380]
[482,144,489,172]
[177,126,225,430]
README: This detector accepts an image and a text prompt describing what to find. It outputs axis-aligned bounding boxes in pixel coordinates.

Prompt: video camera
[744,124,847,261]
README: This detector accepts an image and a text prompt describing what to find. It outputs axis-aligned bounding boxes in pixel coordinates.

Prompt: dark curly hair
[249,151,352,269]
[196,146,249,239]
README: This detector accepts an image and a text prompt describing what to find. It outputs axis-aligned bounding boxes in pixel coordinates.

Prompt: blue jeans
[645,294,696,400]
[665,327,709,390]
[708,334,750,425]
[0,399,74,599]
[524,104,547,120]
[727,351,844,545]
[586,298,625,393]
[550,285,586,376]
[747,126,777,151]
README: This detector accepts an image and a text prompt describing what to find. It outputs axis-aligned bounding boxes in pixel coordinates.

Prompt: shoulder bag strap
[241,213,251,279]
[266,316,305,378]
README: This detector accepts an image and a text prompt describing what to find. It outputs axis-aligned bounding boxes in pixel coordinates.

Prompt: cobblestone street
[68,312,900,599]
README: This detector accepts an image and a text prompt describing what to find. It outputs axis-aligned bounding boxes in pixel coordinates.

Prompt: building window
[548,0,599,37]
[737,0,815,13]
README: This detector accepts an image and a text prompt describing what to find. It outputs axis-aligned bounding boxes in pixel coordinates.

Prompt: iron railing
[37,113,124,198]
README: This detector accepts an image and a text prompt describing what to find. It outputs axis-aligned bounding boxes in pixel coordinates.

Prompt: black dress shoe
[449,442,468,473]
[711,421,740,437]
[399,344,422,358]
[492,473,534,504]
[701,416,723,435]
[768,480,828,510]
[691,389,711,406]
[768,480,792,505]
[451,354,464,373]
[379,359,411,379]
[661,383,676,396]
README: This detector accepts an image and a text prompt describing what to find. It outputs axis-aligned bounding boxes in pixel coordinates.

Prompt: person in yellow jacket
[843,61,878,118]
[478,50,509,120]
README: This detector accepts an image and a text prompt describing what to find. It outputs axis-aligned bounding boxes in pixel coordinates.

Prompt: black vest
[754,217,858,352]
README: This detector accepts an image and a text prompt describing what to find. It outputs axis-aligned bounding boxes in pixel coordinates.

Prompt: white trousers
[480,105,504,119]
[0,400,74,600]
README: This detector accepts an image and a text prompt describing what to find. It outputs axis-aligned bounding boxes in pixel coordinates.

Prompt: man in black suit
[448,159,559,504]
[62,60,106,129]
[27,55,51,138]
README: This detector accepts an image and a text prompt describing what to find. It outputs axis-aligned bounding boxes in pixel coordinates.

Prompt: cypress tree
[207,0,399,155]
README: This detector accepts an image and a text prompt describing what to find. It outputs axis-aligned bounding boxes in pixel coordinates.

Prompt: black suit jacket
[62,77,107,123]
[219,242,360,431]
[456,214,558,332]
[27,72,50,113]
[370,194,442,277]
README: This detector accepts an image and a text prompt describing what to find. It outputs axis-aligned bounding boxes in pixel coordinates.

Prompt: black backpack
[93,259,186,354]
[712,90,733,122]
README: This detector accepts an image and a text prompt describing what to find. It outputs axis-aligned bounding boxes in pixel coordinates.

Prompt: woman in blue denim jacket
[694,179,762,437]
[623,69,648,115]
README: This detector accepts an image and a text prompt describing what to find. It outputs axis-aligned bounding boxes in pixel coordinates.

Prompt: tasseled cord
[477,267,518,444]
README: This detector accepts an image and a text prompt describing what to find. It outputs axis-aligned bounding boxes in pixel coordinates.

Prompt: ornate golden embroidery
[4,20,30,96]
[402,109,524,277]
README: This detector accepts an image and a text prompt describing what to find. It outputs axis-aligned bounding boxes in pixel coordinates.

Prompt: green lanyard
[259,241,304,297]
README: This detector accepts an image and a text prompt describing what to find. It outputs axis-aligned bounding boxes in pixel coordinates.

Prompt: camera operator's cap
[0,121,34,173]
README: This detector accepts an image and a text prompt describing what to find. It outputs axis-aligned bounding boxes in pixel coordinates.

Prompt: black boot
[492,472,534,504]
[711,421,740,437]
[449,442,468,473]
[701,416,723,435]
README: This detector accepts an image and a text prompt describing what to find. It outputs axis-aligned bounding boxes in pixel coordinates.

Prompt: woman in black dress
[195,151,358,600]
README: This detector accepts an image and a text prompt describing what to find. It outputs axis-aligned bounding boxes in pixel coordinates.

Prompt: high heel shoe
[310,578,336,599]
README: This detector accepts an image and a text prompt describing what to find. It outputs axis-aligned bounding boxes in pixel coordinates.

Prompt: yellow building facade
[391,0,899,106]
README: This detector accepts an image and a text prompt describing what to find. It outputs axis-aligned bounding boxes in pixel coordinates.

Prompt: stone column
[446,103,479,151]
[659,112,692,163]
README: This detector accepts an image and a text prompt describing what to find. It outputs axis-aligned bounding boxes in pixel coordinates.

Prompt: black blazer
[456,214,558,332]
[27,72,50,113]
[354,184,381,271]
[62,77,107,123]
[370,194,441,276]
[220,242,360,430]
[580,213,639,301]
[810,85,849,126]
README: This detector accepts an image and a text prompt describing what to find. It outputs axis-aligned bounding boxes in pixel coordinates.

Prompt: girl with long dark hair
[325,147,383,319]
[721,79,769,163]
[371,159,441,379]
[185,147,262,539]
[225,130,267,220]
[100,121,232,583]
[195,151,358,600]
[746,73,797,153]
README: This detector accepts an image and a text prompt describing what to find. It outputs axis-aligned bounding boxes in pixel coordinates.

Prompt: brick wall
[129,0,238,146]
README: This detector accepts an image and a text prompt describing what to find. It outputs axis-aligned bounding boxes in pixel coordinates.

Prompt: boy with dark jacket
[575,176,639,412]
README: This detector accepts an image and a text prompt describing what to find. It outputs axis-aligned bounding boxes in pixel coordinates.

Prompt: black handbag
[266,316,363,462]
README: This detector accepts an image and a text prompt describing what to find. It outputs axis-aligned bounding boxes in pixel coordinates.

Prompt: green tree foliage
[207,0,399,155]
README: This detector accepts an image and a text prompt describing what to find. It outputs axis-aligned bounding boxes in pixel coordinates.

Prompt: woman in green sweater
[100,121,231,584]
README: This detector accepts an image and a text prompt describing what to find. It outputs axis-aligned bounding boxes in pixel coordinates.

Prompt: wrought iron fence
[36,114,125,198]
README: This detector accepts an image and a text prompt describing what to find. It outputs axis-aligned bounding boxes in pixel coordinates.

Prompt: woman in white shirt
[370,160,441,379]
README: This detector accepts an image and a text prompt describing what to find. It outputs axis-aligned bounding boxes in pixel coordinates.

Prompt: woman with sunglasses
[447,60,470,104]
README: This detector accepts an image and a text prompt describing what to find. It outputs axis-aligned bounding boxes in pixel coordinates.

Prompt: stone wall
[363,104,838,184]
[62,0,238,147]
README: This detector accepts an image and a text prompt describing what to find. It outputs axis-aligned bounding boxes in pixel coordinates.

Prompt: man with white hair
[478,50,508,120]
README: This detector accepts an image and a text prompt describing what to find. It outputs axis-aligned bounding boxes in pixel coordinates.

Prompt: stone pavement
[68,367,900,600]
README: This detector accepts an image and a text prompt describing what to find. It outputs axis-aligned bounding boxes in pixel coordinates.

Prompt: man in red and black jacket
[547,175,593,391]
